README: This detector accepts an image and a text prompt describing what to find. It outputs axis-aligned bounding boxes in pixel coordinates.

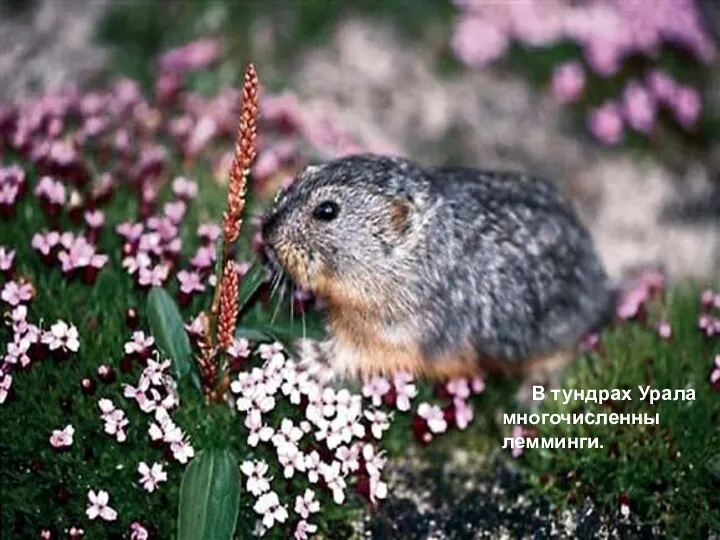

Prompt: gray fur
[262,153,614,367]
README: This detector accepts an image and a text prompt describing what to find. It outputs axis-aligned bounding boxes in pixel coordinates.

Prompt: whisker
[270,275,286,325]
[289,281,295,338]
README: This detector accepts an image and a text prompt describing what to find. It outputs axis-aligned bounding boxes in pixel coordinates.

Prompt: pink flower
[584,41,621,77]
[471,376,485,394]
[1,280,34,306]
[42,321,80,352]
[197,223,221,243]
[454,398,474,430]
[0,246,15,271]
[172,176,198,199]
[417,402,447,434]
[98,399,129,442]
[86,490,117,521]
[116,221,144,242]
[646,70,676,103]
[159,38,221,73]
[294,520,318,540]
[190,246,215,270]
[588,101,624,145]
[362,377,391,406]
[710,355,720,389]
[186,116,218,156]
[138,263,170,287]
[551,62,585,103]
[393,371,417,411]
[171,439,195,464]
[621,80,656,134]
[129,521,149,540]
[34,176,66,205]
[245,408,274,447]
[164,200,187,224]
[451,16,508,68]
[227,337,251,359]
[49,424,75,448]
[657,321,672,339]
[84,209,105,228]
[511,425,524,458]
[364,409,391,439]
[671,86,701,129]
[137,461,167,492]
[177,270,205,294]
[124,331,155,355]
[447,378,470,399]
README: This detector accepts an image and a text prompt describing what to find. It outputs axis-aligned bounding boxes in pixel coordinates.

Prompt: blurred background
[1,0,718,282]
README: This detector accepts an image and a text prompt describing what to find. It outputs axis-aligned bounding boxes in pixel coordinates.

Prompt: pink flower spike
[137,461,167,492]
[86,489,117,521]
[49,424,75,448]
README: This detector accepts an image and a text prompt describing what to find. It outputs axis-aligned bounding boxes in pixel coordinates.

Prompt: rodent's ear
[389,197,413,236]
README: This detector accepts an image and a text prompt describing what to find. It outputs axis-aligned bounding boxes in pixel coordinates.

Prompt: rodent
[261,153,614,392]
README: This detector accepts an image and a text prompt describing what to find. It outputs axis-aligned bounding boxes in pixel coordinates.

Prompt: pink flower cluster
[230,342,391,537]
[1,275,81,403]
[116,178,195,290]
[699,288,720,338]
[32,230,108,284]
[450,0,713,144]
[451,0,714,70]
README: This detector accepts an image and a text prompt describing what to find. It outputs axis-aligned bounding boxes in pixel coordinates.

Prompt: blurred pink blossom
[551,61,585,103]
[621,81,656,134]
[451,17,508,68]
[671,85,701,128]
[158,38,221,74]
[588,101,624,145]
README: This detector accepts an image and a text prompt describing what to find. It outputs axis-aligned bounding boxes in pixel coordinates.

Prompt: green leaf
[177,448,241,540]
[147,287,199,391]
[238,260,266,311]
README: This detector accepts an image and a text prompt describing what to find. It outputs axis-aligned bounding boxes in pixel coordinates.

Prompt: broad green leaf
[238,260,266,311]
[177,448,241,540]
[147,287,199,392]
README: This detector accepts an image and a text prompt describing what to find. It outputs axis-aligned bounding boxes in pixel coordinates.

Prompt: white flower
[98,399,129,442]
[86,489,117,521]
[417,402,447,434]
[304,451,322,484]
[253,491,288,530]
[294,489,320,519]
[241,460,272,496]
[446,378,470,399]
[171,439,195,464]
[320,461,346,504]
[124,331,155,355]
[258,342,283,360]
[364,409,392,439]
[245,409,274,447]
[42,320,80,352]
[49,424,75,448]
[138,461,167,492]
[335,444,360,475]
[362,444,387,479]
[369,474,388,504]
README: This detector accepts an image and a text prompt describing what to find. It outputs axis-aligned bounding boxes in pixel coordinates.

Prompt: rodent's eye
[312,200,340,222]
